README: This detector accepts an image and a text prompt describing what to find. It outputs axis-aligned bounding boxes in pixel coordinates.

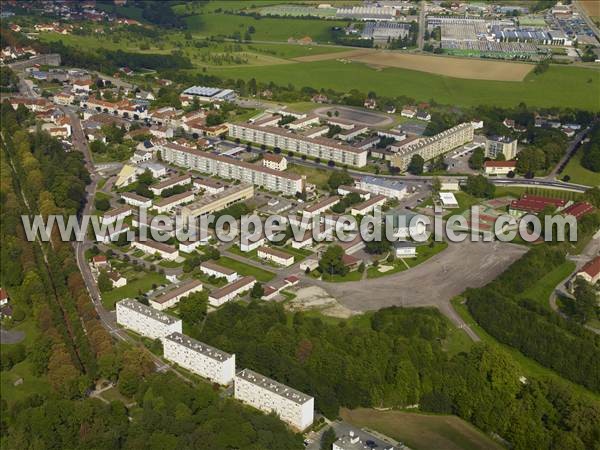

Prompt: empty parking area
[311,240,527,313]
[314,105,393,127]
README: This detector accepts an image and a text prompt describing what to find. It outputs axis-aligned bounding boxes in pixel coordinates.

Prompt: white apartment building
[485,136,518,160]
[150,174,192,196]
[152,191,195,214]
[101,205,132,225]
[193,178,227,195]
[131,239,179,260]
[228,123,368,168]
[116,298,182,340]
[159,142,304,196]
[358,176,407,200]
[351,195,386,216]
[163,332,236,385]
[200,261,238,283]
[234,368,314,431]
[149,279,203,311]
[180,184,254,219]
[257,246,294,267]
[303,196,340,218]
[390,123,474,171]
[291,229,313,249]
[121,192,153,208]
[208,276,256,307]
[95,225,130,244]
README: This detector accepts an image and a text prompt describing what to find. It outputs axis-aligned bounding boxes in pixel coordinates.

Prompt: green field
[341,408,504,450]
[561,152,600,187]
[202,61,600,110]
[101,271,167,310]
[0,360,51,404]
[216,256,276,282]
[184,13,347,43]
[518,260,576,308]
[287,163,331,188]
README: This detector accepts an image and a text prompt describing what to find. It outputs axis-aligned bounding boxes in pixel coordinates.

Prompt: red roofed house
[92,255,109,270]
[0,288,8,307]
[262,153,287,171]
[483,160,516,176]
[0,288,12,318]
[576,256,600,285]
[562,202,595,220]
[509,194,567,217]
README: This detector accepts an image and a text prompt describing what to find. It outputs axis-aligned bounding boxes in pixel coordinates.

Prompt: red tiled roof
[562,202,594,219]
[510,194,566,214]
[580,256,600,279]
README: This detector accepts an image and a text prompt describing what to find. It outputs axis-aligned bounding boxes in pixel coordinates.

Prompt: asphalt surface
[0,327,26,345]
[309,240,528,341]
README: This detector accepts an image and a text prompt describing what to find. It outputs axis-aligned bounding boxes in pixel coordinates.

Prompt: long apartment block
[116,299,182,340]
[163,332,235,385]
[234,368,314,431]
[390,123,474,171]
[158,142,304,196]
[228,123,368,168]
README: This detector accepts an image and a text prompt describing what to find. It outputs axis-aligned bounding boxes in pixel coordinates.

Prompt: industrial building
[180,86,236,104]
[358,176,407,200]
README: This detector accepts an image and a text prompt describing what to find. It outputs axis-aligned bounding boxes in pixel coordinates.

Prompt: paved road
[417,0,426,50]
[574,1,600,42]
[549,126,594,178]
[0,327,25,345]
[308,240,528,341]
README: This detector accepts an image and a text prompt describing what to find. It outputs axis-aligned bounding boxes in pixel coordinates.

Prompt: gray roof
[236,368,313,405]
[118,299,180,325]
[361,176,406,191]
[164,332,233,362]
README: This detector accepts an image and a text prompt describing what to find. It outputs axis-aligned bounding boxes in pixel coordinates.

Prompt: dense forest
[0,103,302,449]
[195,301,600,449]
[466,246,600,393]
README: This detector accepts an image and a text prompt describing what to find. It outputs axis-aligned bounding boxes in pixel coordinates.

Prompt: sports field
[203,60,600,110]
[295,50,534,81]
[341,408,504,450]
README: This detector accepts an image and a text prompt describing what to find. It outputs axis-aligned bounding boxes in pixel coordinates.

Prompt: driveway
[0,327,25,345]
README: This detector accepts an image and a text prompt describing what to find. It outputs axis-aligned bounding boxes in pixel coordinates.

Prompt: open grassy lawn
[561,152,600,187]
[367,242,448,279]
[287,163,330,188]
[443,192,480,219]
[185,13,348,43]
[320,270,363,282]
[451,297,600,401]
[216,256,276,282]
[0,360,52,405]
[101,271,167,310]
[203,61,600,110]
[341,408,504,450]
[281,244,313,262]
[518,260,576,309]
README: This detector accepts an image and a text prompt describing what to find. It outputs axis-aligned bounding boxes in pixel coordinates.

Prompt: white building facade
[234,368,314,431]
[116,299,182,340]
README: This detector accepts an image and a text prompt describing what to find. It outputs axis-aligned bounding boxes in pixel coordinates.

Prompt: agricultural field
[341,408,504,450]
[202,60,600,110]
[295,50,534,81]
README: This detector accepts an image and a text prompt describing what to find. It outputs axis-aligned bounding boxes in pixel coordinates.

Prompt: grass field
[517,260,576,309]
[101,271,167,310]
[216,256,276,282]
[0,360,51,405]
[202,61,600,110]
[287,163,331,188]
[561,152,600,187]
[341,408,504,450]
[184,12,348,43]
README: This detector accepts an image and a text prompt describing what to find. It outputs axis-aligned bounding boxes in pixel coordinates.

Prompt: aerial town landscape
[0,0,599,449]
